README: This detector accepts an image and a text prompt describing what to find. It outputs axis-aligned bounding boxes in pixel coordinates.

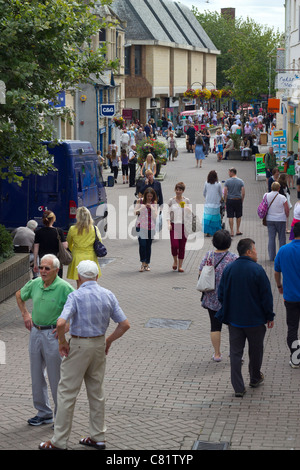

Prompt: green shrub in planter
[0,224,14,263]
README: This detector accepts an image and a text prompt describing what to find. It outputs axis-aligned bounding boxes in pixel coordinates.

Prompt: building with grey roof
[111,0,220,123]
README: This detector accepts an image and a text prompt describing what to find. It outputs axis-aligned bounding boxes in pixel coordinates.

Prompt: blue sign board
[49,91,66,108]
[100,104,116,118]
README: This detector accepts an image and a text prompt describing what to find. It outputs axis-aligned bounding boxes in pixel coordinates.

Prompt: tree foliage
[0,0,117,183]
[192,8,283,104]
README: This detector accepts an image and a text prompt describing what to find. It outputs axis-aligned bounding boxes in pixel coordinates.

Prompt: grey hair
[40,254,60,269]
[27,220,38,231]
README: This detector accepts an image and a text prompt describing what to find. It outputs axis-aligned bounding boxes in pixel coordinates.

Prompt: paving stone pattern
[0,135,299,451]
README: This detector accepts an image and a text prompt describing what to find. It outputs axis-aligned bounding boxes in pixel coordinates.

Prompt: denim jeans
[266,221,286,261]
[138,229,154,264]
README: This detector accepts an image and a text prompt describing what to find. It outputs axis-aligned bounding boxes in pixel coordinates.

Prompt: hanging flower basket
[210,89,223,99]
[195,88,211,100]
[183,88,197,99]
[113,116,125,129]
[221,89,233,98]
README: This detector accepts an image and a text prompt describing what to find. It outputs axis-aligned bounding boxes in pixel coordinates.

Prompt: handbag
[93,226,107,258]
[56,229,73,265]
[196,252,228,292]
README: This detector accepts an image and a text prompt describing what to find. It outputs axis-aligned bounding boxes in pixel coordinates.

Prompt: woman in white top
[140,153,156,177]
[166,182,191,272]
[265,181,289,261]
[203,170,223,237]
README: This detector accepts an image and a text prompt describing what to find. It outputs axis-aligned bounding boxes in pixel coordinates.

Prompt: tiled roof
[111,0,219,53]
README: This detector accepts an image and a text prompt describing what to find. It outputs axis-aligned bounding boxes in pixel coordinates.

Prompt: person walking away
[264,181,289,261]
[33,211,68,278]
[39,260,130,450]
[120,148,129,184]
[224,168,245,237]
[199,230,237,361]
[203,170,222,237]
[216,238,275,397]
[66,206,102,288]
[16,254,74,426]
[185,124,196,153]
[194,135,205,168]
[120,129,130,152]
[274,222,300,368]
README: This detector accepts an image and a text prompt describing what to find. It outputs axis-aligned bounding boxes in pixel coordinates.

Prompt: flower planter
[0,254,30,302]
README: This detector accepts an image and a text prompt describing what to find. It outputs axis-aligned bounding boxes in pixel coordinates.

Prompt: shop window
[135,46,142,76]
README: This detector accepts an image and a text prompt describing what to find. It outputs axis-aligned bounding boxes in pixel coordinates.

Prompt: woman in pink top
[134,188,158,272]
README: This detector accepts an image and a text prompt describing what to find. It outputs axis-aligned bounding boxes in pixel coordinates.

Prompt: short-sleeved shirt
[13,227,35,249]
[34,226,65,258]
[274,240,300,302]
[21,276,74,326]
[58,281,127,337]
[225,177,244,199]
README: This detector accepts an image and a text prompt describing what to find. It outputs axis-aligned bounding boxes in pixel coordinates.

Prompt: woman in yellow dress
[66,207,102,287]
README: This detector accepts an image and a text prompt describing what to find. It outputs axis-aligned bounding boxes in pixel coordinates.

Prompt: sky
[180,0,285,32]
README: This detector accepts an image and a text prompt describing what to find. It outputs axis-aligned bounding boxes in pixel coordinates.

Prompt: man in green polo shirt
[16,254,74,426]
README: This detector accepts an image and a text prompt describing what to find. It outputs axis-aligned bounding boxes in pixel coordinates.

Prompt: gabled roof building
[111,0,220,124]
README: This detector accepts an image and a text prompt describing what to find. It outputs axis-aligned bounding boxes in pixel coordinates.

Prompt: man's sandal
[39,440,65,450]
[79,437,106,450]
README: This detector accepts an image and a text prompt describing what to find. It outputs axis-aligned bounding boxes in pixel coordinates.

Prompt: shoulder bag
[93,226,107,258]
[196,252,228,292]
[262,193,278,226]
[56,229,73,265]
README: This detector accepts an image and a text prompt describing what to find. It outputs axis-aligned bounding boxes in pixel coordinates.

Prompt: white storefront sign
[277,73,300,90]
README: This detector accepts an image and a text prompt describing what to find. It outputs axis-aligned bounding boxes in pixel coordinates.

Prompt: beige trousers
[51,336,106,449]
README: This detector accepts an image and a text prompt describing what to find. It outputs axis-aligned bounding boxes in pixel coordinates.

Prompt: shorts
[217,144,223,153]
[226,198,243,218]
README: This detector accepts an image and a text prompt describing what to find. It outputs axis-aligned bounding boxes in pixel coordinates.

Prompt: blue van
[0,140,108,235]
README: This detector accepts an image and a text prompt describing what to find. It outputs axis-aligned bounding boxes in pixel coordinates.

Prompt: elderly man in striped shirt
[39,260,130,450]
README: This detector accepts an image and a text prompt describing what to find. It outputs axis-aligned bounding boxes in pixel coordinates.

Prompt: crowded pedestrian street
[0,134,299,452]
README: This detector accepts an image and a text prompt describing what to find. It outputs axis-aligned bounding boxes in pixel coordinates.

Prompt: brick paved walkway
[1,134,299,451]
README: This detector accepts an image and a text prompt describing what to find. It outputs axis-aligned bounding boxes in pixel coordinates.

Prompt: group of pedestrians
[197,136,300,398]
[11,118,300,449]
[15,206,130,450]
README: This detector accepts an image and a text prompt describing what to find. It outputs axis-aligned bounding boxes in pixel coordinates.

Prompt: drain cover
[145,318,191,330]
[192,441,229,450]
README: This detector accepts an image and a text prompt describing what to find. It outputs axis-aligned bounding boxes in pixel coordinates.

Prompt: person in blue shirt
[39,260,130,450]
[274,222,300,368]
[216,238,275,397]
